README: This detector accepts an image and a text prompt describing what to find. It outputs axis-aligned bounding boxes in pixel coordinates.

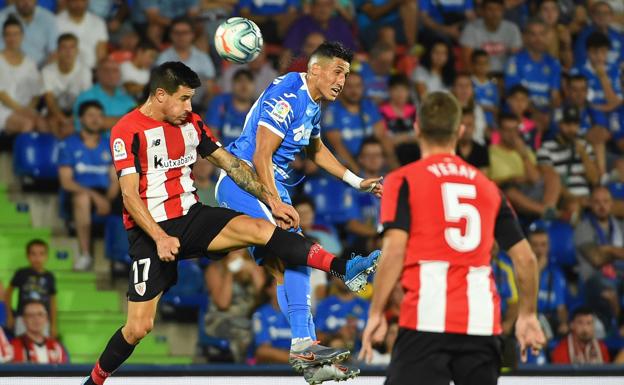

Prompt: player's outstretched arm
[206,147,299,228]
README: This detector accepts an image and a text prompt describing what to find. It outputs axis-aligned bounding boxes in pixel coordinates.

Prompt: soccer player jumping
[217,41,382,384]
[80,61,380,385]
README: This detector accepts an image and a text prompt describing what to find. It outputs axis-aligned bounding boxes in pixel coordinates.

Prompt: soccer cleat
[344,250,381,292]
[289,341,350,372]
[303,364,360,385]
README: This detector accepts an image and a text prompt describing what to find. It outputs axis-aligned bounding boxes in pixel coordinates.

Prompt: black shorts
[126,203,243,302]
[386,329,503,385]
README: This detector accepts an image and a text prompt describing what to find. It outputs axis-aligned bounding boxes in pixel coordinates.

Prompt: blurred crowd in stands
[0,0,623,368]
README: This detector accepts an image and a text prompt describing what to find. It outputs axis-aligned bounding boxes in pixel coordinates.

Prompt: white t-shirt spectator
[120,61,150,87]
[412,66,447,95]
[460,18,522,73]
[0,54,42,130]
[42,61,92,112]
[56,11,108,69]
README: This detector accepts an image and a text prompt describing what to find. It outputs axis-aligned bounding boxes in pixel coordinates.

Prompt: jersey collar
[299,73,318,105]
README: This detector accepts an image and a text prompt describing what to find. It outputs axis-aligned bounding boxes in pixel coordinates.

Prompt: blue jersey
[315,295,369,334]
[419,0,474,24]
[303,174,355,227]
[204,94,248,147]
[609,106,624,140]
[504,50,561,110]
[549,104,608,138]
[252,303,291,351]
[570,62,623,107]
[322,98,382,156]
[355,0,400,29]
[346,189,380,228]
[472,77,499,127]
[57,133,111,189]
[491,253,517,316]
[238,0,298,16]
[537,266,567,314]
[358,61,390,101]
[608,180,624,201]
[574,26,624,68]
[228,72,321,184]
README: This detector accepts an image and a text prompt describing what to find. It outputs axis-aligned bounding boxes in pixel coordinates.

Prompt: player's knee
[74,191,90,206]
[249,219,275,243]
[125,319,154,343]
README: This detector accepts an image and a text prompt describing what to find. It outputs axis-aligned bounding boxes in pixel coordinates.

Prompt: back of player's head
[309,41,353,66]
[57,32,78,46]
[149,61,201,95]
[233,68,255,82]
[418,92,462,145]
[78,100,104,117]
[585,31,611,50]
[3,14,23,33]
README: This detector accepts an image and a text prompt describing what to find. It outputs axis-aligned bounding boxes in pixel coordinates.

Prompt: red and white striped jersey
[110,110,220,229]
[380,153,524,336]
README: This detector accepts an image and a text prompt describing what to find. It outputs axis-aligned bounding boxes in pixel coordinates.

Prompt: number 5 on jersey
[132,258,151,296]
[441,183,481,252]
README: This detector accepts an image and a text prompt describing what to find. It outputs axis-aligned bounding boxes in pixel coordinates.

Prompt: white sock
[291,337,313,351]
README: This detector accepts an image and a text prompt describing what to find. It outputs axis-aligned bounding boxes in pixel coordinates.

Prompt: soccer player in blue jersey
[216,41,383,384]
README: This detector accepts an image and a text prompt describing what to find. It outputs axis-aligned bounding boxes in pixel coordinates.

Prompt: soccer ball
[214,17,264,64]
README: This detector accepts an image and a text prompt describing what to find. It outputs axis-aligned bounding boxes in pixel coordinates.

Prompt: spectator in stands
[501,85,539,150]
[315,276,369,352]
[538,106,600,201]
[571,32,622,120]
[551,306,611,364]
[11,300,68,364]
[538,0,573,71]
[504,19,562,111]
[489,113,560,219]
[354,0,418,51]
[239,0,299,44]
[0,325,12,363]
[575,187,624,332]
[457,107,489,172]
[252,278,291,364]
[0,0,58,67]
[0,15,46,135]
[470,49,499,129]
[4,240,57,338]
[43,33,92,139]
[220,49,278,99]
[412,40,454,100]
[607,158,624,217]
[452,73,487,145]
[283,0,356,58]
[56,0,108,70]
[491,250,518,337]
[357,42,395,104]
[120,40,159,101]
[58,101,120,271]
[553,75,608,140]
[205,69,254,147]
[419,0,475,44]
[72,58,136,130]
[529,228,569,339]
[131,0,199,35]
[378,74,418,165]
[155,17,216,106]
[573,1,623,68]
[459,0,522,74]
[323,72,398,173]
[283,31,325,73]
[205,251,265,363]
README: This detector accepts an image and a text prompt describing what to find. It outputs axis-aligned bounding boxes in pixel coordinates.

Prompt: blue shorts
[215,170,295,264]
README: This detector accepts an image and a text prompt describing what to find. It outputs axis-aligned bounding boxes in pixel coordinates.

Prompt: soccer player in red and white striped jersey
[360,92,545,385]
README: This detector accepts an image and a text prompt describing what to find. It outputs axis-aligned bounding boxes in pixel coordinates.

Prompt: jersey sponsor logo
[269,100,291,123]
[112,138,127,160]
[134,282,146,296]
[150,138,161,148]
[153,152,197,169]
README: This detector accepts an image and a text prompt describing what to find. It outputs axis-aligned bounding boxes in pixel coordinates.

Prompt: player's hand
[515,313,546,362]
[156,235,180,262]
[269,199,300,229]
[360,177,384,198]
[358,312,388,363]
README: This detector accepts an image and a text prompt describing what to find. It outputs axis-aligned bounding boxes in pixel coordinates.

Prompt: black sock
[330,258,347,278]
[88,327,135,384]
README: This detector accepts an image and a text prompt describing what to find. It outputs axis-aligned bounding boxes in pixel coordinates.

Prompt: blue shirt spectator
[473,77,499,127]
[571,62,622,108]
[205,94,248,147]
[504,49,561,110]
[303,174,354,227]
[73,84,135,131]
[58,133,111,189]
[491,253,518,322]
[355,0,401,29]
[131,0,199,24]
[549,104,608,138]
[358,61,390,103]
[238,0,299,16]
[419,0,474,24]
[252,304,291,352]
[323,98,382,156]
[537,266,567,315]
[0,4,58,66]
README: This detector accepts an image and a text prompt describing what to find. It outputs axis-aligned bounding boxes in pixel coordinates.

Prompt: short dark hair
[149,62,201,95]
[569,74,588,84]
[461,106,474,117]
[310,41,353,64]
[482,0,504,7]
[57,32,78,46]
[135,39,158,53]
[471,49,488,63]
[388,74,411,89]
[292,195,316,212]
[570,305,594,321]
[26,239,48,255]
[527,228,548,238]
[418,92,462,145]
[233,68,254,82]
[170,17,193,32]
[499,112,519,126]
[586,31,611,50]
[22,299,48,313]
[78,100,104,117]
[358,136,383,156]
[507,84,530,98]
[3,14,22,33]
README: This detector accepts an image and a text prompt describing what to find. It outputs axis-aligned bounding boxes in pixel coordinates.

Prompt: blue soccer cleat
[344,250,381,292]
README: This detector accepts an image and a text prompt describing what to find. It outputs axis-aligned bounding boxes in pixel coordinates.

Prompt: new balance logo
[151,139,161,147]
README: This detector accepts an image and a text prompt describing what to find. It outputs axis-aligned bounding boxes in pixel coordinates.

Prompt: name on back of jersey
[427,162,477,180]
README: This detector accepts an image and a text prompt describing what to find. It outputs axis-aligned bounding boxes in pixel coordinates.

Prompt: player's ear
[458,124,466,138]
[154,87,167,103]
[413,120,420,137]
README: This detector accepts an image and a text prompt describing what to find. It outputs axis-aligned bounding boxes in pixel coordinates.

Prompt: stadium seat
[12,132,59,180]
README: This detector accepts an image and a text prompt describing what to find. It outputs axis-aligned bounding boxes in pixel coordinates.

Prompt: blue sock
[307,313,317,340]
[276,284,289,321]
[284,265,312,339]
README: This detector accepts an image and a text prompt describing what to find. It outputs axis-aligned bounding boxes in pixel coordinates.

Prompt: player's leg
[83,295,161,385]
[72,191,94,270]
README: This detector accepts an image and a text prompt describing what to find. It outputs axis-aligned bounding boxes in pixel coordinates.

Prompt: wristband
[342,169,364,190]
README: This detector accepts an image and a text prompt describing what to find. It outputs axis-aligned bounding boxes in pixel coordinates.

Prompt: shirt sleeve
[191,113,222,158]
[459,23,476,47]
[311,111,321,139]
[504,55,521,90]
[536,146,553,166]
[10,270,23,287]
[380,173,411,234]
[110,119,140,177]
[48,273,57,295]
[252,310,271,346]
[365,99,383,125]
[551,60,562,91]
[322,104,339,133]
[258,86,299,139]
[553,269,566,308]
[494,191,525,251]
[509,23,522,50]
[56,139,74,167]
